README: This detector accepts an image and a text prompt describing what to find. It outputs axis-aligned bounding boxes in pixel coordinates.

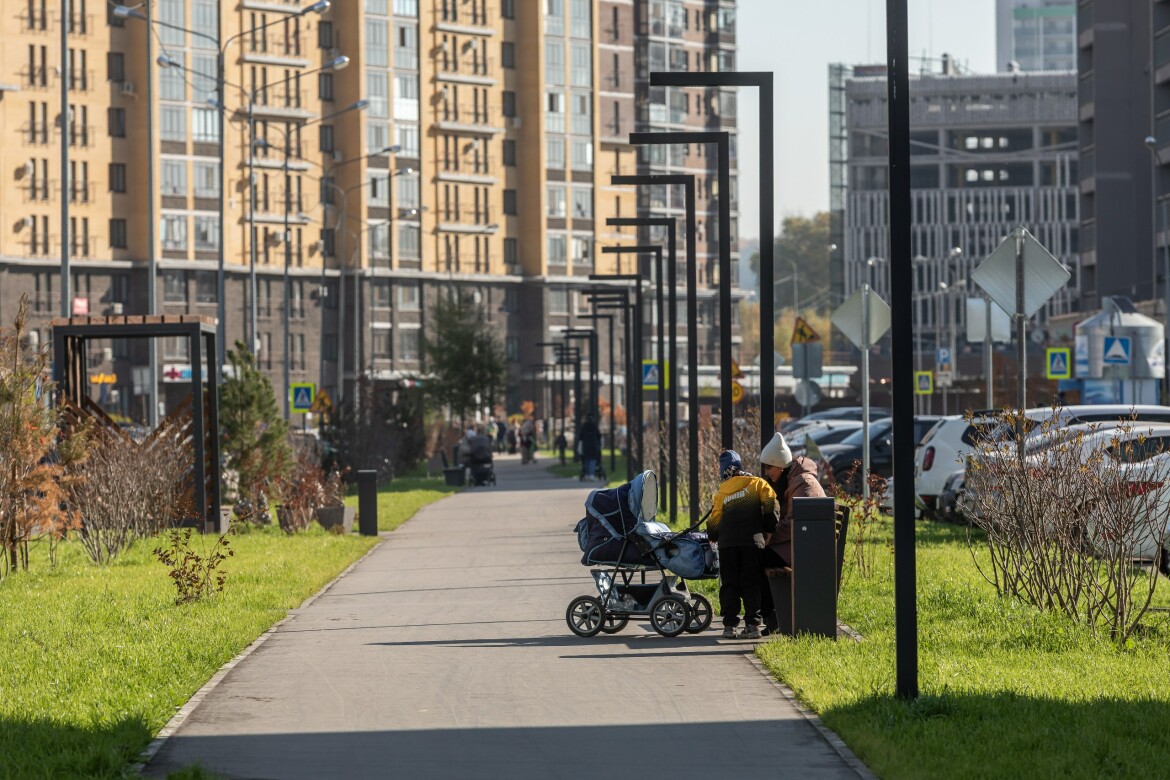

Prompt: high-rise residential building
[831,66,1080,354]
[0,0,736,421]
[996,0,1077,72]
[1077,0,1156,309]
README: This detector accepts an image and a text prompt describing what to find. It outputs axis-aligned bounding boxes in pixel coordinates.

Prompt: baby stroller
[568,471,718,638]
[467,434,496,487]
[578,460,607,482]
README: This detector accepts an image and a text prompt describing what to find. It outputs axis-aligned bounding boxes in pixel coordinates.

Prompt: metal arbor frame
[51,315,222,532]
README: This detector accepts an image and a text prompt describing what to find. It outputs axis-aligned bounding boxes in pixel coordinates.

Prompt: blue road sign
[1102,336,1131,366]
[1046,348,1071,380]
[642,360,669,390]
[291,382,316,412]
[936,347,952,367]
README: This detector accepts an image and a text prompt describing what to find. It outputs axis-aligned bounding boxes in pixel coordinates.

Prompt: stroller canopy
[575,471,658,566]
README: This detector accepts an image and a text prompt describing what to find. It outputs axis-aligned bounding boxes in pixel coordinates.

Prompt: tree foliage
[421,291,507,421]
[750,212,833,313]
[325,379,425,482]
[219,341,292,503]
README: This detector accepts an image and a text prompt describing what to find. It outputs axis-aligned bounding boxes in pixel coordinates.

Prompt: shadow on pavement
[368,634,728,650]
[146,721,860,780]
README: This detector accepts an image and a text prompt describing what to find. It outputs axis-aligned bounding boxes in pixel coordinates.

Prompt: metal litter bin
[767,499,850,639]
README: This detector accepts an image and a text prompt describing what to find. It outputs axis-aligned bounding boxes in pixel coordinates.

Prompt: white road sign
[971,227,1071,318]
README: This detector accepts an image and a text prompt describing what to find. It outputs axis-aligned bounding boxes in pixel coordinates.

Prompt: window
[504,237,518,266]
[193,161,219,198]
[548,286,568,312]
[394,0,418,14]
[570,42,591,87]
[372,279,392,309]
[571,139,593,170]
[292,333,306,370]
[108,52,125,82]
[109,218,127,249]
[547,235,567,266]
[503,139,516,166]
[503,189,517,215]
[369,223,390,258]
[570,0,591,37]
[398,224,420,257]
[164,336,190,360]
[572,236,591,266]
[367,71,390,117]
[572,186,592,219]
[159,55,185,100]
[398,328,419,361]
[501,0,514,19]
[545,40,564,85]
[161,214,187,250]
[396,123,419,156]
[194,216,219,250]
[163,271,186,303]
[570,92,591,135]
[319,124,335,152]
[506,337,519,361]
[369,172,390,206]
[398,175,420,208]
[192,107,219,143]
[161,160,186,196]
[160,105,185,141]
[318,72,333,101]
[372,329,392,360]
[395,23,418,68]
[546,137,565,169]
[393,74,418,120]
[108,163,126,193]
[397,283,420,310]
[318,20,333,48]
[191,0,215,47]
[502,42,515,68]
[108,108,126,137]
[502,91,517,118]
[545,90,564,132]
[546,185,566,217]
[366,20,389,66]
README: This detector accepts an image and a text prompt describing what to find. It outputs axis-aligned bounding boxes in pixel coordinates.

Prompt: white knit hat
[760,432,793,468]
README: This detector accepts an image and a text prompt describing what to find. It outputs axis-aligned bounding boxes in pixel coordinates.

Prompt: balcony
[437,208,497,233]
[21,123,51,146]
[436,57,496,86]
[67,13,93,36]
[435,103,504,134]
[249,90,315,120]
[22,181,55,203]
[437,5,495,36]
[242,40,309,68]
[20,8,51,32]
[68,124,94,148]
[69,182,96,204]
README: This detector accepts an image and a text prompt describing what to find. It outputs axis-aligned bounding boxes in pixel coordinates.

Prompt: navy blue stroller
[568,471,718,638]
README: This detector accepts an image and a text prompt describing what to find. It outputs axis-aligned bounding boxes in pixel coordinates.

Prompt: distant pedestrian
[577,413,602,480]
[505,425,517,454]
[520,417,537,464]
[706,449,779,640]
[496,418,507,453]
[555,430,568,465]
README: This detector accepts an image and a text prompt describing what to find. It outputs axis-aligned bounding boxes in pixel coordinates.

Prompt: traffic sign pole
[862,283,871,501]
[1015,229,1026,459]
[985,294,993,407]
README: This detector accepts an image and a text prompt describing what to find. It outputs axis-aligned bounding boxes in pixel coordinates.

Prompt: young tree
[751,212,833,313]
[421,291,507,422]
[219,341,292,504]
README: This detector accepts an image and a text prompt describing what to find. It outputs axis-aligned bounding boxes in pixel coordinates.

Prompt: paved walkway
[146,455,866,779]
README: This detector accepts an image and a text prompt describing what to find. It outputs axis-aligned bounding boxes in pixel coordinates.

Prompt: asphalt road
[146,454,865,779]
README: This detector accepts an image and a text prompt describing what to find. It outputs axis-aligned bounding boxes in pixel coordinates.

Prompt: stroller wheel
[599,615,629,634]
[566,596,605,638]
[650,595,690,638]
[684,594,713,634]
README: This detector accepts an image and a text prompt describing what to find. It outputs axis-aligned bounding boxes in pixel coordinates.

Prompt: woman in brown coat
[758,432,826,634]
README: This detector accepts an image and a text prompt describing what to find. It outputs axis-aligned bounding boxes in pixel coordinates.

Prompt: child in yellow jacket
[707,450,779,640]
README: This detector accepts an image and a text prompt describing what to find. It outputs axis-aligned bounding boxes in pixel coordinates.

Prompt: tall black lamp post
[626,131,732,450]
[650,72,775,449]
[611,173,699,523]
[579,313,617,476]
[586,289,638,479]
[590,273,645,475]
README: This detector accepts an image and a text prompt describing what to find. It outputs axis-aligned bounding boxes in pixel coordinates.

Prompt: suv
[818,416,941,494]
[914,413,1000,518]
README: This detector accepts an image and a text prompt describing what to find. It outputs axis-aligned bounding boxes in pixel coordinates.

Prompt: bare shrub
[675,408,762,517]
[831,462,889,580]
[154,522,235,605]
[277,446,326,534]
[964,411,1170,643]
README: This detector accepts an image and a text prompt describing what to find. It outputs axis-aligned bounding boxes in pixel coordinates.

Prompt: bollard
[791,497,839,639]
[357,469,378,536]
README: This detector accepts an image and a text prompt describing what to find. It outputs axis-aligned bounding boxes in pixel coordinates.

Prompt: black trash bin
[767,498,850,639]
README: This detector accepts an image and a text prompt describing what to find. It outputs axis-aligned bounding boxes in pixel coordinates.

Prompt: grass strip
[343,470,462,532]
[755,521,1170,779]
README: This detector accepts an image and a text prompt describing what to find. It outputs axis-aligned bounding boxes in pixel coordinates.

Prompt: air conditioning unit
[111,302,123,315]
[121,81,135,96]
[508,117,522,128]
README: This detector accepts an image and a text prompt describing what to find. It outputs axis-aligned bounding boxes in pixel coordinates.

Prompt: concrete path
[146,454,866,779]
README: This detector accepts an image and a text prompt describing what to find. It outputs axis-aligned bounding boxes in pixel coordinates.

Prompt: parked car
[779,406,892,434]
[937,468,967,524]
[985,405,1170,444]
[817,416,942,495]
[914,412,1002,518]
[786,420,864,457]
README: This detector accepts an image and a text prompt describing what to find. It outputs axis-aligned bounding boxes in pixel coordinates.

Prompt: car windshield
[838,419,892,447]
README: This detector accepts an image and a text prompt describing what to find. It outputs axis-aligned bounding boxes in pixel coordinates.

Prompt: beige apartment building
[0,0,737,421]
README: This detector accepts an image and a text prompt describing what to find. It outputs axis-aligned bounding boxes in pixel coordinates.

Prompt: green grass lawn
[2,472,459,779]
[756,521,1170,779]
[343,469,462,532]
[545,450,629,485]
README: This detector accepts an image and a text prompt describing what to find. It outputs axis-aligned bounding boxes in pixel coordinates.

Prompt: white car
[914,414,1001,518]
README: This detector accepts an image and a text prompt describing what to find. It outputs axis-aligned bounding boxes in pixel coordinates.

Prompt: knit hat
[718,449,743,480]
[760,432,793,469]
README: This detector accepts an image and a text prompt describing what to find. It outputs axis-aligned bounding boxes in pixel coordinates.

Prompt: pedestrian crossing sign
[290,382,316,413]
[914,371,933,395]
[1046,348,1071,380]
[642,359,669,390]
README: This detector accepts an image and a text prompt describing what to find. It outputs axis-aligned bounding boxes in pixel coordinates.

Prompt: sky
[736,0,998,242]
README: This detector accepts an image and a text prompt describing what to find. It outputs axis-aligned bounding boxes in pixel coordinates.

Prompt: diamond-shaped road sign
[831,287,892,349]
[971,227,1071,318]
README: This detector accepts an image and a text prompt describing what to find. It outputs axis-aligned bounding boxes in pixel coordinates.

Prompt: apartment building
[997,0,1077,72]
[0,0,736,421]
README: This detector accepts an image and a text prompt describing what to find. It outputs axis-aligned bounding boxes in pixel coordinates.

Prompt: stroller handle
[659,507,713,543]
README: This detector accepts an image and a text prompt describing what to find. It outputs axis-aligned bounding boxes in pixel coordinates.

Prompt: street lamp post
[607,217,679,526]
[601,245,667,511]
[627,132,733,450]
[590,274,645,475]
[587,291,636,481]
[580,313,616,477]
[650,72,776,451]
[610,174,699,523]
[1146,136,1170,403]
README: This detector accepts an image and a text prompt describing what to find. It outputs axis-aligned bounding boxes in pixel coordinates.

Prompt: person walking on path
[758,432,826,635]
[576,413,602,480]
[520,417,537,464]
[707,450,779,640]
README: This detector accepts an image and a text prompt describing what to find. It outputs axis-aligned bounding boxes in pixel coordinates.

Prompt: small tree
[220,341,292,505]
[325,378,424,482]
[421,291,507,422]
[0,296,88,576]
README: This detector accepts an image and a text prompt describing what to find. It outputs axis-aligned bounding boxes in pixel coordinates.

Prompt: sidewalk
[146,455,868,779]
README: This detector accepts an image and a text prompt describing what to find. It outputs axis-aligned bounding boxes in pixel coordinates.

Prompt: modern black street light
[608,218,679,526]
[602,245,667,513]
[579,313,617,476]
[537,341,580,450]
[627,131,732,450]
[611,173,699,523]
[563,328,600,422]
[651,72,776,450]
[590,273,645,475]
[588,292,636,481]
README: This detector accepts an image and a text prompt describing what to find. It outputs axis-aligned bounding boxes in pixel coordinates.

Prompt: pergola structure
[51,315,222,532]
